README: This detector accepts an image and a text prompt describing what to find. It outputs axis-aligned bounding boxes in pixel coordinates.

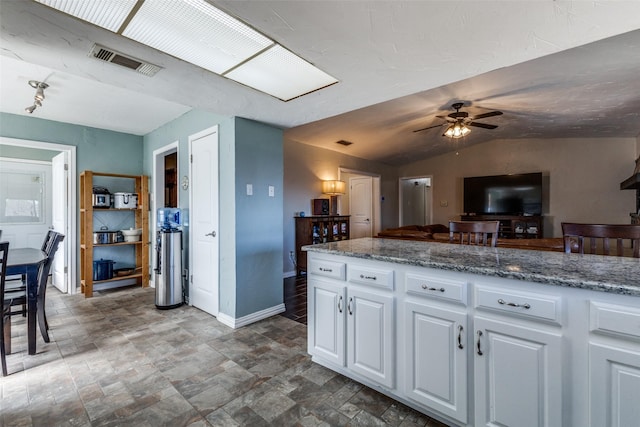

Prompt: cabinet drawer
[405,273,466,304]
[348,265,394,290]
[590,301,640,341]
[474,285,562,325]
[308,258,346,280]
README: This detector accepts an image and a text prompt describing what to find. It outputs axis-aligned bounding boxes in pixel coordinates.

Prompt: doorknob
[205,231,216,237]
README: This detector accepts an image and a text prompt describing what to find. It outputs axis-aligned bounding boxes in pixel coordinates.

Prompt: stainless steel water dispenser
[155,208,183,309]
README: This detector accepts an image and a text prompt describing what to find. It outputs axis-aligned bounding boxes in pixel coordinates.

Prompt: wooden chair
[561,223,640,257]
[1,241,10,376]
[449,221,500,247]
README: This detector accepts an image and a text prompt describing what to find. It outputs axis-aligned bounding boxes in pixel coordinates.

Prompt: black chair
[1,241,10,376]
[37,233,65,340]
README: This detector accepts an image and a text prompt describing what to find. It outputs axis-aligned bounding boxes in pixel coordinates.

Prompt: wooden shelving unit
[295,215,350,275]
[80,171,149,297]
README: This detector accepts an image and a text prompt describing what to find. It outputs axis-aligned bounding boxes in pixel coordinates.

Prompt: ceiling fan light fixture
[444,122,470,139]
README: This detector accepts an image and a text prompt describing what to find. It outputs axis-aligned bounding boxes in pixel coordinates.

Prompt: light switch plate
[268,185,275,197]
[246,184,253,196]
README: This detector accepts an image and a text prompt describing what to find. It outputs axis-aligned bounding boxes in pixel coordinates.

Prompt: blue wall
[0,113,144,175]
[234,117,284,317]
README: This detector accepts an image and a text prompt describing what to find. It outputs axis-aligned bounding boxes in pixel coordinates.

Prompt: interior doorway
[399,176,432,226]
[152,141,179,288]
[0,137,77,294]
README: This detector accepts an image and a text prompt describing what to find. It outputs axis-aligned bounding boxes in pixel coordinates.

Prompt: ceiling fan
[414,102,503,138]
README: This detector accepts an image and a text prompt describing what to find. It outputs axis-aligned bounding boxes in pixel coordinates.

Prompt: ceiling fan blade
[468,122,498,129]
[413,123,445,132]
[436,115,456,122]
[471,111,503,120]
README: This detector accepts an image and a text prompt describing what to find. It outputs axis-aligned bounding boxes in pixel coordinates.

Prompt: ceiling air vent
[88,44,162,77]
[336,140,353,146]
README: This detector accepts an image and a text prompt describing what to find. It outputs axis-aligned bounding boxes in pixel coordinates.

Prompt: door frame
[0,136,77,293]
[399,175,433,227]
[338,167,381,236]
[151,141,179,289]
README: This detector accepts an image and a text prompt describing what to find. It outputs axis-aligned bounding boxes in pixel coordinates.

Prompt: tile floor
[1,284,449,427]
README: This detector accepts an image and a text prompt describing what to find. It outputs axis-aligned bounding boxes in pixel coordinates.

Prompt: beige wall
[398,137,637,237]
[284,139,398,274]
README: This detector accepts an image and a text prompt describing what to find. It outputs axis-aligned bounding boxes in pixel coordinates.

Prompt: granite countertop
[303,237,640,297]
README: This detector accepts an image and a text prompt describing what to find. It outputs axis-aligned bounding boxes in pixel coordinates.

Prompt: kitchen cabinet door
[308,278,346,366]
[474,316,562,427]
[404,300,468,424]
[346,287,395,388]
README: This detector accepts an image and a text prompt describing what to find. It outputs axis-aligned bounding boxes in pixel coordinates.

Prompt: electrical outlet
[269,185,275,197]
[246,184,253,196]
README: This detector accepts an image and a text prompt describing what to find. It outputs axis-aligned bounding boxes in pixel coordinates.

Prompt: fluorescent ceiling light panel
[123,0,273,74]
[34,0,338,100]
[226,44,338,101]
[35,0,137,32]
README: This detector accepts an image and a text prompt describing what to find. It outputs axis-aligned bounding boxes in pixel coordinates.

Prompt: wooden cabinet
[308,257,395,389]
[80,171,149,297]
[461,214,543,239]
[294,215,349,275]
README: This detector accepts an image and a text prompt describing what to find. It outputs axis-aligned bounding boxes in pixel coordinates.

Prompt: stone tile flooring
[1,285,449,426]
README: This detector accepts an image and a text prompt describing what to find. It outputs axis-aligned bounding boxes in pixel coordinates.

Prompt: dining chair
[449,221,500,247]
[561,223,640,257]
[37,232,65,339]
[1,241,10,376]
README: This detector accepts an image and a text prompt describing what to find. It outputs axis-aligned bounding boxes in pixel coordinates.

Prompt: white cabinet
[404,300,468,423]
[588,301,640,427]
[307,257,395,389]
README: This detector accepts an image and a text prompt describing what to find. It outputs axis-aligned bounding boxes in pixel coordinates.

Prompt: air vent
[88,44,162,77]
[336,140,353,146]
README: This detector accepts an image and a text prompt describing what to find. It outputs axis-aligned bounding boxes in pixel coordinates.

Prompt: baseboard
[217,303,286,329]
[283,270,297,279]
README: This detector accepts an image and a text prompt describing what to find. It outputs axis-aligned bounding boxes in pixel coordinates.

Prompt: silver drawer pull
[360,274,377,280]
[319,267,333,272]
[421,284,445,292]
[497,298,531,309]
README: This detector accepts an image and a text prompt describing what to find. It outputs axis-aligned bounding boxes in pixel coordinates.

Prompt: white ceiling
[1,1,640,165]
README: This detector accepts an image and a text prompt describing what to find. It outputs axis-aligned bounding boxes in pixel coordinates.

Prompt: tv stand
[460,215,543,239]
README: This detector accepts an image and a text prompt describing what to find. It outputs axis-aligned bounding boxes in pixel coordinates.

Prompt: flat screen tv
[464,172,543,215]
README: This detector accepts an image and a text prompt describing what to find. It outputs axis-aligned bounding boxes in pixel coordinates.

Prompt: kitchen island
[304,238,640,427]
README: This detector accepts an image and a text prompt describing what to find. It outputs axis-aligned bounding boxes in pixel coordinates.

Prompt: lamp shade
[322,180,346,195]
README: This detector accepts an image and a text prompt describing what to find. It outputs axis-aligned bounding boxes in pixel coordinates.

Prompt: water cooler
[155,208,183,309]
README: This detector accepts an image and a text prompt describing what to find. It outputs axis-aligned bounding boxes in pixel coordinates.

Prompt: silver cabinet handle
[457,325,464,349]
[337,295,343,313]
[360,274,377,280]
[421,284,445,292]
[497,298,531,309]
[205,231,216,237]
[348,297,353,315]
[319,267,333,272]
[476,330,483,356]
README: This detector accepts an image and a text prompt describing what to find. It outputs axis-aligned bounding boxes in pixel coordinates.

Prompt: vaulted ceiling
[1,1,639,165]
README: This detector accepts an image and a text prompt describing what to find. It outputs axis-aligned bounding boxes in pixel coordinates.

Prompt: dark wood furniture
[449,221,500,247]
[5,247,46,356]
[294,215,349,275]
[561,223,640,257]
[461,215,543,239]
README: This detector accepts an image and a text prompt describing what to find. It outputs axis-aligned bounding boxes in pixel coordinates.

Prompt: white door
[347,287,394,388]
[189,126,219,316]
[51,152,67,292]
[0,159,52,248]
[474,316,563,427]
[404,301,468,423]
[349,176,373,238]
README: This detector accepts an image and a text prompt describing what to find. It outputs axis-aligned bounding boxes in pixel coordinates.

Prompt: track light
[24,80,49,114]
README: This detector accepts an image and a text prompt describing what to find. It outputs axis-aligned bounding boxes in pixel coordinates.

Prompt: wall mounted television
[463,172,543,216]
